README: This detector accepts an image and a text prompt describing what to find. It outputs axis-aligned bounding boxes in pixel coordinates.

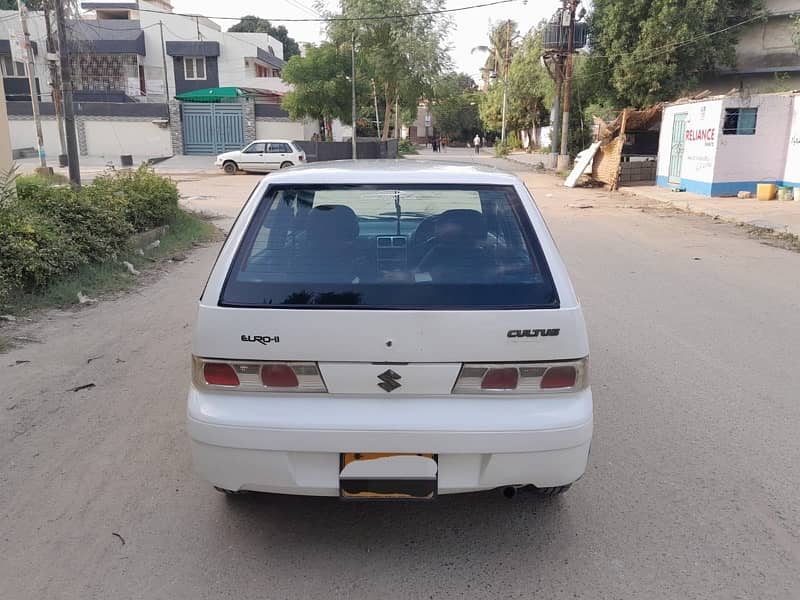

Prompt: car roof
[251,139,294,144]
[262,160,522,185]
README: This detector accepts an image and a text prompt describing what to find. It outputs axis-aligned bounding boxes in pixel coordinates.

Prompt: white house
[656,92,800,196]
[0,0,349,159]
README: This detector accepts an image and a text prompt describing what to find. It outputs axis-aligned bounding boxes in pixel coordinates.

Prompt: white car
[215,139,306,175]
[188,161,592,500]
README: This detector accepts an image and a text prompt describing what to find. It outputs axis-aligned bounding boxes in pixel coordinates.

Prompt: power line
[134,0,518,23]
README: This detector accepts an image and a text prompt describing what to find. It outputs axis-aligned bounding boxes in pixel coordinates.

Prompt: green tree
[479,26,552,149]
[328,0,451,140]
[588,0,762,107]
[792,15,800,51]
[281,43,361,140]
[431,73,481,143]
[228,16,302,60]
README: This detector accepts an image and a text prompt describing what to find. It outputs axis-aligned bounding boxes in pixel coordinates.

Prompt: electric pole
[54,0,81,186]
[159,21,170,100]
[18,0,47,169]
[371,78,381,138]
[557,0,578,170]
[43,1,67,167]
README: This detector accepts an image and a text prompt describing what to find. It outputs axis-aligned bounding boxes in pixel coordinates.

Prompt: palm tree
[472,19,520,90]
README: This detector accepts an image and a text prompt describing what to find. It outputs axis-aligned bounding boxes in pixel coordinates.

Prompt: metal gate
[182,103,244,155]
[668,112,687,184]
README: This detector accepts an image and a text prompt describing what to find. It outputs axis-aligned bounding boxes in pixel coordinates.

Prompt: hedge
[0,165,179,306]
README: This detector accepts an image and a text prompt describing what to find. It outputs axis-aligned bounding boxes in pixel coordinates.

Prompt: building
[703,0,800,93]
[0,0,343,159]
[656,92,800,196]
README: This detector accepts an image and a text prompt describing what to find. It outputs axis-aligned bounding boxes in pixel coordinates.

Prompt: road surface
[2,153,799,599]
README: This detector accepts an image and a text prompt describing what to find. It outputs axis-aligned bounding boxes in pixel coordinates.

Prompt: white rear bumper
[187,387,593,495]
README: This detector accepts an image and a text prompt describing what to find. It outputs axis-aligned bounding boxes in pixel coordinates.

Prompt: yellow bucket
[757,184,777,201]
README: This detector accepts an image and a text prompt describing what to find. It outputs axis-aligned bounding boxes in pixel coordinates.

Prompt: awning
[175,87,245,102]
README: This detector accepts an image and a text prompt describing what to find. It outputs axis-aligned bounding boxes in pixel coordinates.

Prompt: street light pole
[350,30,357,160]
[54,0,80,186]
[500,19,511,144]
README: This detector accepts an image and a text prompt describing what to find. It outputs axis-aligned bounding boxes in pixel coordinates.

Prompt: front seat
[294,204,360,282]
[415,209,495,283]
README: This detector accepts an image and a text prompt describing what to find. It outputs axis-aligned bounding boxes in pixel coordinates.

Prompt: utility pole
[501,19,511,144]
[18,0,47,169]
[43,1,67,167]
[54,0,81,186]
[350,30,357,159]
[557,0,578,171]
[159,21,170,100]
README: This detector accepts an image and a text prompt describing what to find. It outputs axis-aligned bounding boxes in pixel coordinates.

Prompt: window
[255,64,269,78]
[723,108,757,135]
[184,57,206,80]
[1,55,26,78]
[266,143,291,153]
[220,185,558,309]
[243,142,266,154]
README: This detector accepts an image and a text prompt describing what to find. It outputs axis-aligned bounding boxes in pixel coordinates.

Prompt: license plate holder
[339,453,438,500]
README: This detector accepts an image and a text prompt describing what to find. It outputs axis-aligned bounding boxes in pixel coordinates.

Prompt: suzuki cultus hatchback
[189,161,592,500]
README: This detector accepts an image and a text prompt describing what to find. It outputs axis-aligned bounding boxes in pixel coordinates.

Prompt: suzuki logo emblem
[377,369,402,392]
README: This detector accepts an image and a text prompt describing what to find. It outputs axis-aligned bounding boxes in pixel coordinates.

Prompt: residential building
[0,0,343,159]
[656,91,800,196]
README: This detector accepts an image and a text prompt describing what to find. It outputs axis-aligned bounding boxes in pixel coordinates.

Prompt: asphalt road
[2,153,799,599]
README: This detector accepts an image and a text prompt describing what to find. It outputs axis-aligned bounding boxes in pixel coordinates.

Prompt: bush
[93,165,179,232]
[494,141,511,157]
[0,165,180,304]
[398,138,418,155]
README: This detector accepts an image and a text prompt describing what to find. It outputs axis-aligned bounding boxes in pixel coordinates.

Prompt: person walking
[473,134,481,154]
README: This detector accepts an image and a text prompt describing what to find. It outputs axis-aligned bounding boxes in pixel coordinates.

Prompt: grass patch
[3,209,217,315]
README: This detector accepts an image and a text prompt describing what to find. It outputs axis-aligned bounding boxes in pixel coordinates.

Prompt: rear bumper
[187,387,593,495]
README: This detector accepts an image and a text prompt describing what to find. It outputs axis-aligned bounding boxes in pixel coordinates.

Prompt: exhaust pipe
[502,486,517,499]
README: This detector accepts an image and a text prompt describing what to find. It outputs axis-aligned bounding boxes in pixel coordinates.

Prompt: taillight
[452,359,587,394]
[481,368,519,390]
[261,364,299,388]
[192,357,326,392]
[203,362,240,386]
[299,154,305,161]
[540,366,577,389]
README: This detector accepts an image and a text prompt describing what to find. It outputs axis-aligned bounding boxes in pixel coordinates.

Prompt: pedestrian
[432,136,439,152]
[441,135,447,152]
[473,134,481,154]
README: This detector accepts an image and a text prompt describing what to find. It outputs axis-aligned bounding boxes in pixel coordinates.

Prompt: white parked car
[188,161,592,500]
[215,139,306,174]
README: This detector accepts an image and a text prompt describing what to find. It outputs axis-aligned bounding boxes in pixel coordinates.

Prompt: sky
[170,0,562,83]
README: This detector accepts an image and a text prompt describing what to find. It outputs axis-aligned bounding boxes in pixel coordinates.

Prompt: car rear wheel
[280,161,294,169]
[529,484,572,496]
[222,161,237,175]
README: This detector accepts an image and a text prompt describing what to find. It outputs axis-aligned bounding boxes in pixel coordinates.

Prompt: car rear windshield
[220,184,559,309]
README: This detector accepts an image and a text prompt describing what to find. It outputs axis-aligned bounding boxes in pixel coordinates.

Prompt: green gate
[668,112,687,185]
[182,103,244,155]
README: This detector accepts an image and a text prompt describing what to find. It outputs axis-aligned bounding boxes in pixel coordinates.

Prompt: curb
[620,188,800,238]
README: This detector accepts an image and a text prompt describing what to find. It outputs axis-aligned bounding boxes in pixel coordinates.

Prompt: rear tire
[223,161,237,175]
[530,484,572,496]
[214,486,246,496]
[280,161,294,169]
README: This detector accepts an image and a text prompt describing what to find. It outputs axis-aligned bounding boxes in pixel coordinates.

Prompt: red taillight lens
[261,364,299,388]
[481,367,519,390]
[540,366,577,389]
[299,154,305,161]
[203,362,240,386]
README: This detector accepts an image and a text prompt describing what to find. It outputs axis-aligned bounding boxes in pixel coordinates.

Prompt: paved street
[1,155,799,599]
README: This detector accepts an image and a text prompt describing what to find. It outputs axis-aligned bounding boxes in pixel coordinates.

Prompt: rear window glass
[220,184,558,309]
